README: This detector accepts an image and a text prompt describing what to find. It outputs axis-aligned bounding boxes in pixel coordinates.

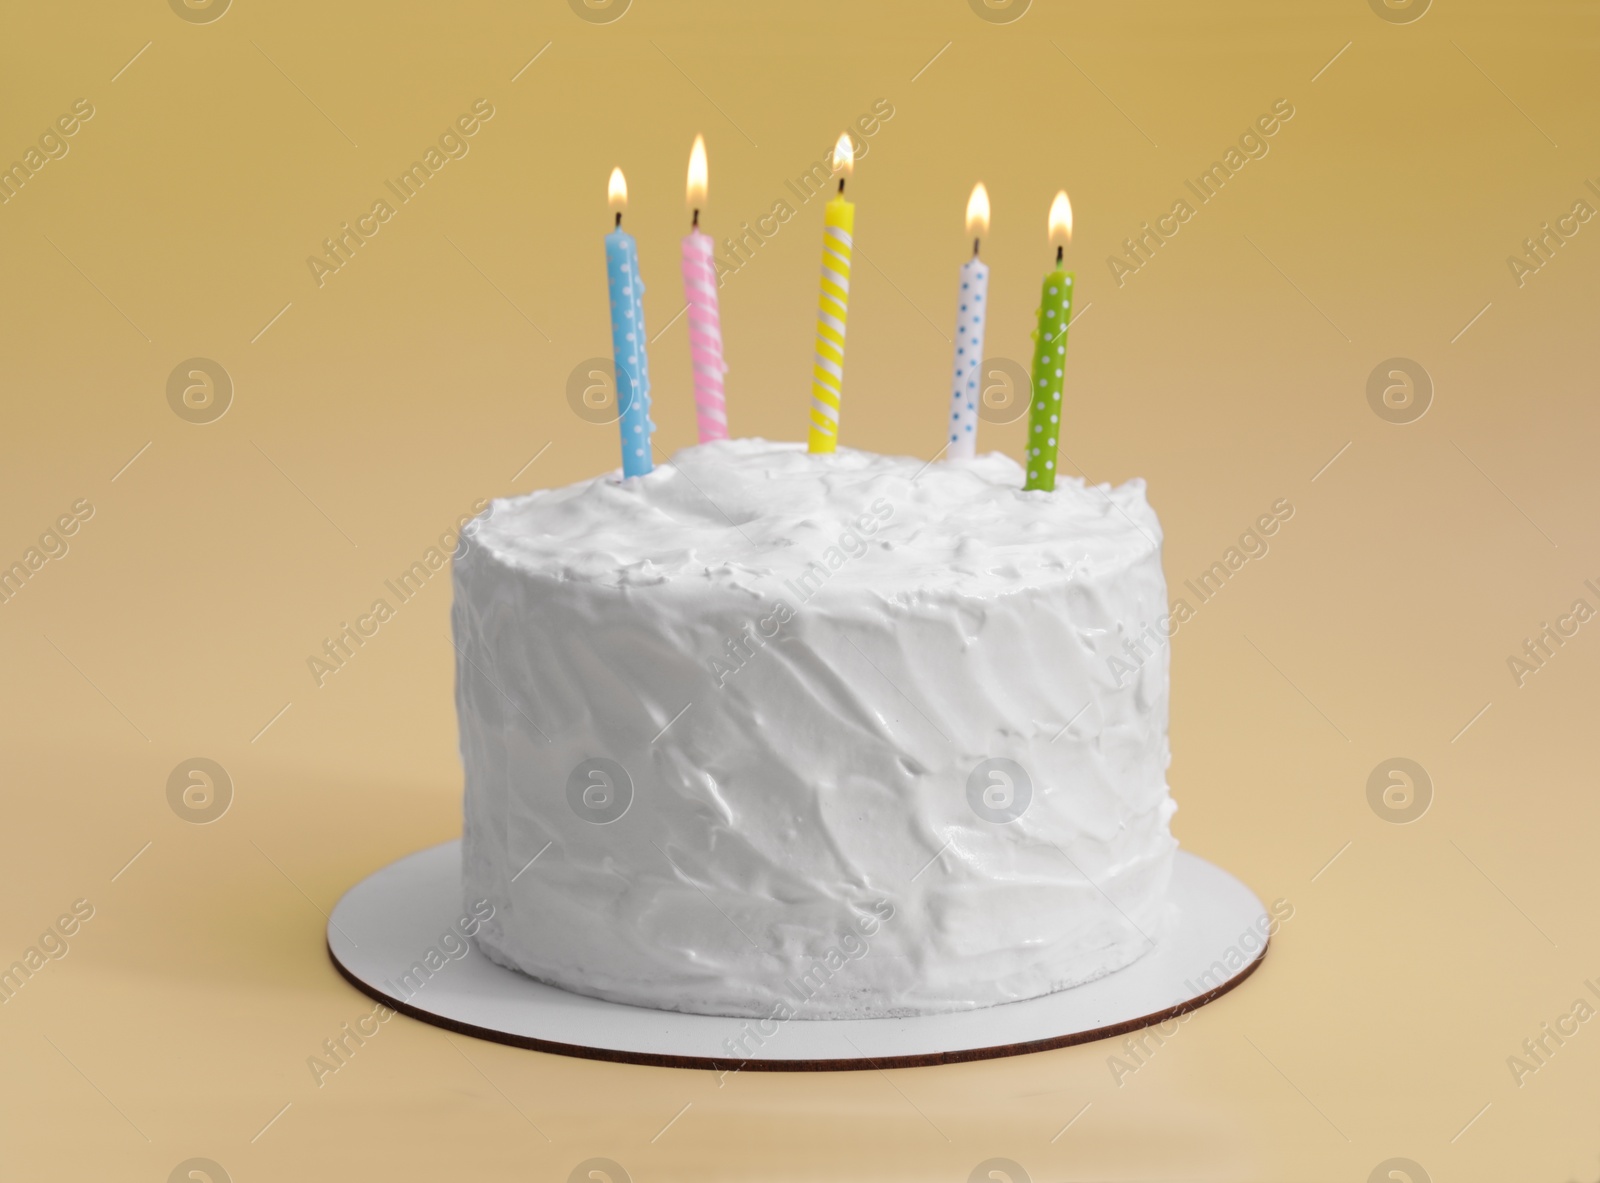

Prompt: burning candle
[604,167,654,478]
[681,135,728,443]
[946,182,990,460]
[1024,191,1074,492]
[807,132,855,454]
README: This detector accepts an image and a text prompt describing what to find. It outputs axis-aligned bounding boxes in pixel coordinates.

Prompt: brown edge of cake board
[327,937,1268,1073]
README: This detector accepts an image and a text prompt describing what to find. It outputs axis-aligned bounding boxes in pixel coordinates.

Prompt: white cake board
[326,842,1268,1071]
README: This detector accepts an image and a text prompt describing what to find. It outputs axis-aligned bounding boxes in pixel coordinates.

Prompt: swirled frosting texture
[456,439,1176,1019]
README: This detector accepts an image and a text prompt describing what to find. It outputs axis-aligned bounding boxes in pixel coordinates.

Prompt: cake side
[456,439,1176,1019]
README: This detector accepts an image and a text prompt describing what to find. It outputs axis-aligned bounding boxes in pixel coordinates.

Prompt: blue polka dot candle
[1024,190,1074,493]
[946,182,990,461]
[605,167,655,478]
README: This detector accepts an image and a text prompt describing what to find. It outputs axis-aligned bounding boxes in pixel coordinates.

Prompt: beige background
[2,0,1597,1178]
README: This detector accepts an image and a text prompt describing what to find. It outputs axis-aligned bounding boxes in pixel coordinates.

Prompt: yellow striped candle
[808,132,855,453]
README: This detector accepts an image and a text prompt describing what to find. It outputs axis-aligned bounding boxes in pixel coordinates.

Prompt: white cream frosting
[455,439,1177,1019]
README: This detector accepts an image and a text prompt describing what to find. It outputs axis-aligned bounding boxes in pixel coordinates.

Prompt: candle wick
[615,211,622,229]
[1056,244,1064,265]
[973,238,981,258]
[837,177,846,195]
[692,208,699,228]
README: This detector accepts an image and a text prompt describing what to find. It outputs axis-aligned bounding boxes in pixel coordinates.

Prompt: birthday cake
[453,438,1177,1019]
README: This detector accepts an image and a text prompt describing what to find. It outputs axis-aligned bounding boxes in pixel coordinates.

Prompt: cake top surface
[469,438,1160,596]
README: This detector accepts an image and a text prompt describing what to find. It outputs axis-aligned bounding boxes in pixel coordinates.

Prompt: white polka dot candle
[1024,190,1074,493]
[605,167,654,478]
[947,182,990,461]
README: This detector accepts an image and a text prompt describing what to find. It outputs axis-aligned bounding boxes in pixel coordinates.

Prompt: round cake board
[326,842,1268,1071]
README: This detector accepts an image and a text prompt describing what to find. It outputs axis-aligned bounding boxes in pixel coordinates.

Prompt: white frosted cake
[454,438,1176,1019]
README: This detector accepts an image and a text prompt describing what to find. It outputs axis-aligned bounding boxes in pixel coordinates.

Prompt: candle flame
[1048,190,1072,247]
[686,135,708,209]
[608,167,628,212]
[832,132,854,177]
[966,182,990,239]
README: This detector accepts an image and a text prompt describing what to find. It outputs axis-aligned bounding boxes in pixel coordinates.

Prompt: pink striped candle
[682,135,728,442]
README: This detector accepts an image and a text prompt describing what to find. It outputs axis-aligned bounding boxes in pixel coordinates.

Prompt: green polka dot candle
[1024,191,1074,493]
